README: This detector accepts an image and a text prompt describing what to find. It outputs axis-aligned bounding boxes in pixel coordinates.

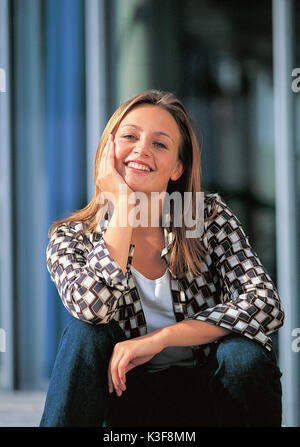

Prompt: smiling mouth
[124,162,154,172]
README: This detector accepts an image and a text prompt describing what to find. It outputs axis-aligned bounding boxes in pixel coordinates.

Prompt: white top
[130,265,195,372]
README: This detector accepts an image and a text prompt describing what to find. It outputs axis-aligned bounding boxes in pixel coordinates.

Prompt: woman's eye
[121,135,166,149]
[153,142,167,149]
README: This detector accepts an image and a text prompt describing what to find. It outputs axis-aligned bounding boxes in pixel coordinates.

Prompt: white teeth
[127,162,151,171]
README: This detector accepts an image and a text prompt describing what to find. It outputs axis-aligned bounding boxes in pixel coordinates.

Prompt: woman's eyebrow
[120,123,174,142]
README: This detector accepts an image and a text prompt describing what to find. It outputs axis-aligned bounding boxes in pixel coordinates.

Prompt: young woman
[40,90,284,427]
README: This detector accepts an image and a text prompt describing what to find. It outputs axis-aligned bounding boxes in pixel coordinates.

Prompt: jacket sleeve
[192,194,285,350]
[46,221,132,324]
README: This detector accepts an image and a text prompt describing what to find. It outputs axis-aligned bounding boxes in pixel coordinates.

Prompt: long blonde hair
[48,90,217,277]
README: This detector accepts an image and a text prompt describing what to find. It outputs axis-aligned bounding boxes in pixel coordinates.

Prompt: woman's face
[113,104,183,195]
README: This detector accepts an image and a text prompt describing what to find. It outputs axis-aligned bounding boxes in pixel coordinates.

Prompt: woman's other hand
[107,333,164,397]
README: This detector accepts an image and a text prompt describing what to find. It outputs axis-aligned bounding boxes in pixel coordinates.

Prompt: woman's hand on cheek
[96,134,133,204]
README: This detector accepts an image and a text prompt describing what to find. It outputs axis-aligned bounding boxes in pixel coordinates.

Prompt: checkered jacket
[46,192,284,363]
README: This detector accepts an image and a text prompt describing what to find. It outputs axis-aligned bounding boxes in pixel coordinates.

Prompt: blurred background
[0,0,299,427]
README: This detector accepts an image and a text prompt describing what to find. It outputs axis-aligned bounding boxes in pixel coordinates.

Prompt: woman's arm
[103,195,135,274]
[98,134,135,274]
[191,194,285,350]
[159,319,231,347]
[46,222,132,324]
[46,136,138,325]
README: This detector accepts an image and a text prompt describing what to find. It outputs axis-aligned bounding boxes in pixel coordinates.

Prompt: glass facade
[111,0,279,320]
[296,2,300,199]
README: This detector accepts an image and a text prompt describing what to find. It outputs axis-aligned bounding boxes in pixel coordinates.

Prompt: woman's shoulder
[48,220,96,244]
[202,191,248,241]
[203,191,240,217]
[47,220,107,257]
[203,191,220,203]
[203,191,222,218]
[50,220,87,234]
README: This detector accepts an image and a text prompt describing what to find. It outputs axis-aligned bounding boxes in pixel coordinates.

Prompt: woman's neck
[131,226,164,245]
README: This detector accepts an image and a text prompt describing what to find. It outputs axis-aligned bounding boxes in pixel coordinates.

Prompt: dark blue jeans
[39,318,282,427]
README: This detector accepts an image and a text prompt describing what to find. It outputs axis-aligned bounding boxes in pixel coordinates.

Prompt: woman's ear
[170,160,184,182]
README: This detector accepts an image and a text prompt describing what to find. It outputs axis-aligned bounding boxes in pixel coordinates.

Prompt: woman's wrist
[147,326,171,351]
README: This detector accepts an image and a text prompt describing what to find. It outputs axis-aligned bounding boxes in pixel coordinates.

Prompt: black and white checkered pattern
[46,193,284,357]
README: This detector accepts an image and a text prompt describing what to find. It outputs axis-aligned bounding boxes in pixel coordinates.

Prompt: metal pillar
[85,0,109,201]
[273,0,299,427]
[0,0,14,390]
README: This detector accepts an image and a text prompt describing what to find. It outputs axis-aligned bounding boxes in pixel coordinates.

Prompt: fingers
[117,358,127,389]
[97,134,117,200]
[108,357,121,396]
[108,346,129,397]
[108,361,113,394]
[108,363,125,396]
[114,359,127,395]
[101,134,114,174]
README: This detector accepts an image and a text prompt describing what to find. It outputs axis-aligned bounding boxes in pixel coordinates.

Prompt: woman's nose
[133,139,151,156]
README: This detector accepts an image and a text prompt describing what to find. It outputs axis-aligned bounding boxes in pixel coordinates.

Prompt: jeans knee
[60,317,127,362]
[214,334,281,385]
[210,334,283,426]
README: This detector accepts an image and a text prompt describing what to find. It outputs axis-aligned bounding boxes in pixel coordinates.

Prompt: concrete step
[0,391,46,427]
